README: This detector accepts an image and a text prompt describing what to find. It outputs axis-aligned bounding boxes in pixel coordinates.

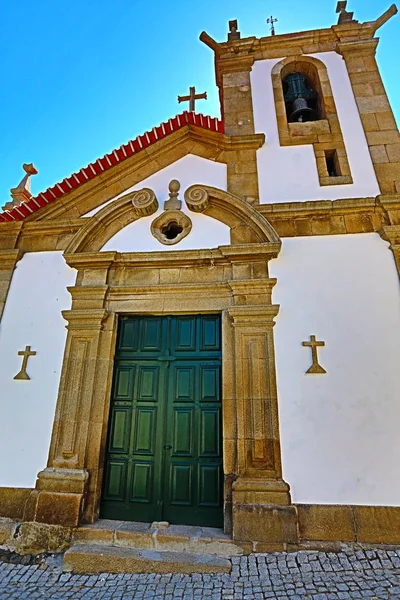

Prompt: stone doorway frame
[26,185,295,546]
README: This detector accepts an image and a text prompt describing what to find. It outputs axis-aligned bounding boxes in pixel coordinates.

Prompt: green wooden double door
[101,315,223,527]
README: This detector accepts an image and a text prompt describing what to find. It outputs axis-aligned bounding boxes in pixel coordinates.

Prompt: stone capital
[0,249,23,270]
[379,224,400,245]
[228,304,280,327]
[61,308,109,331]
[228,279,277,306]
[379,225,400,277]
[0,249,24,321]
[218,55,255,78]
[337,38,379,57]
[68,286,109,311]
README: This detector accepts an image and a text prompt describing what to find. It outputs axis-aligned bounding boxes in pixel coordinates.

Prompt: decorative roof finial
[336,1,358,24]
[2,163,38,211]
[267,15,278,36]
[228,20,241,41]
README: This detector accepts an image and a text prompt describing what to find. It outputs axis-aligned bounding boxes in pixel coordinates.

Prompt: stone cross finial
[177,86,207,112]
[164,180,182,211]
[266,15,278,36]
[3,163,38,211]
[336,1,358,24]
[228,19,241,41]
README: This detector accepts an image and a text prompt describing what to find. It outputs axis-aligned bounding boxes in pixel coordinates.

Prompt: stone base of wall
[297,504,400,545]
[1,488,400,554]
[0,487,32,520]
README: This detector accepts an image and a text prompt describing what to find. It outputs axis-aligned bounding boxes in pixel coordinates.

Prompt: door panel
[130,461,153,503]
[172,408,193,456]
[109,407,131,454]
[199,409,221,456]
[101,316,223,527]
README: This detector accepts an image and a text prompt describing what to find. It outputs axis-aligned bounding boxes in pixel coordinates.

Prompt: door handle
[164,445,172,450]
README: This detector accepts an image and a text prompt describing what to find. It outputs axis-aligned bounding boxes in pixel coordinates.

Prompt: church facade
[1,3,400,554]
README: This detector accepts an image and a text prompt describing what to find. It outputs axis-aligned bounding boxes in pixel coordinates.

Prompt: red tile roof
[0,112,224,223]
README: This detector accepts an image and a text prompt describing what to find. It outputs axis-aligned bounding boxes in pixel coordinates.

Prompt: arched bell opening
[281,62,326,123]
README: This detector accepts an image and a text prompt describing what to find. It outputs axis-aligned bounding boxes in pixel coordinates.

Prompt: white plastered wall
[0,252,76,488]
[251,52,380,203]
[84,155,231,252]
[270,234,400,505]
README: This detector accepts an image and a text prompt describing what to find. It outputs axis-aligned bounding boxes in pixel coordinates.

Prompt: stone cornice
[201,6,398,89]
[65,243,280,272]
[259,197,379,219]
[1,195,399,251]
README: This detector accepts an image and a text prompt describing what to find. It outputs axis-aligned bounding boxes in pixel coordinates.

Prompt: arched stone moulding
[184,185,280,245]
[26,184,296,548]
[65,184,281,254]
[271,55,353,186]
[65,188,158,254]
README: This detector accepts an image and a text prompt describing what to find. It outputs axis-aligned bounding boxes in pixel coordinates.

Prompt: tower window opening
[325,150,341,177]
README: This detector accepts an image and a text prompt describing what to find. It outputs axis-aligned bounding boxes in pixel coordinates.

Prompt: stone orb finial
[164,179,181,211]
[169,180,180,195]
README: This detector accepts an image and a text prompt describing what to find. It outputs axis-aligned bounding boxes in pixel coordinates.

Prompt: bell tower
[200,3,398,204]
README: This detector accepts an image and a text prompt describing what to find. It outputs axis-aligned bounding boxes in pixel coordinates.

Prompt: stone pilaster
[0,249,23,322]
[339,39,400,195]
[218,56,264,204]
[227,281,297,550]
[27,255,117,527]
[220,57,255,137]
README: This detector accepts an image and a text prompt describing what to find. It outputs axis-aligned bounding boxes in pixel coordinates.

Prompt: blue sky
[1,0,398,203]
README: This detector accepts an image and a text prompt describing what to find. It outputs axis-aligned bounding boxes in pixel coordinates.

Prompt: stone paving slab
[1,544,400,599]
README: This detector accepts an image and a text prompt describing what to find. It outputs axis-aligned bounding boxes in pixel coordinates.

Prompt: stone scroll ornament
[131,187,159,216]
[184,185,210,213]
[151,180,192,246]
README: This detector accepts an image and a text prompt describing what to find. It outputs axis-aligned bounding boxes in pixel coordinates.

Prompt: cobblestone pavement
[1,545,400,599]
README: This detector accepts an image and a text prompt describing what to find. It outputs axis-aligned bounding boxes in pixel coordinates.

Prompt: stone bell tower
[200,3,399,213]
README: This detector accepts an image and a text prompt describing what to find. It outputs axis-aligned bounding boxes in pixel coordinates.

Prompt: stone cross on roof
[266,15,278,36]
[336,1,358,24]
[177,86,207,112]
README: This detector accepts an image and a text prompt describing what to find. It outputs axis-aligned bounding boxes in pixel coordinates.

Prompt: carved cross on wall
[302,335,326,374]
[177,86,207,112]
[14,345,36,380]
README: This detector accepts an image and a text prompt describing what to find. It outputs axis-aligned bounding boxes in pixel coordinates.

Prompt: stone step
[63,543,232,574]
[73,520,242,556]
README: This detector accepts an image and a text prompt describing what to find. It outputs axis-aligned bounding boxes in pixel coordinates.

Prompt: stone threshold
[73,519,243,557]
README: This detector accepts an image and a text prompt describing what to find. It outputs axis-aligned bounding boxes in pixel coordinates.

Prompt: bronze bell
[290,97,317,123]
[283,72,319,123]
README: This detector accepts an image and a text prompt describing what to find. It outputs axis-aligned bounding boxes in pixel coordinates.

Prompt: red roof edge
[0,112,224,223]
